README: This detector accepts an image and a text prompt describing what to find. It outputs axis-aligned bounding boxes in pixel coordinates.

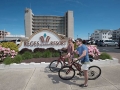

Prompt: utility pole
[88,33,90,40]
[4,29,5,40]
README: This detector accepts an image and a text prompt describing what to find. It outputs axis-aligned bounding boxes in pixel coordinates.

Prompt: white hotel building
[91,30,112,40]
[24,8,74,39]
[112,28,120,40]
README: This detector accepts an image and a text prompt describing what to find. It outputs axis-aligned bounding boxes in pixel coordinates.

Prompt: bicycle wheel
[49,60,62,72]
[58,66,75,80]
[88,66,101,80]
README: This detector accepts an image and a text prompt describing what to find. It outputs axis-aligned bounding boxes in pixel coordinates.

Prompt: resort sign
[18,29,67,51]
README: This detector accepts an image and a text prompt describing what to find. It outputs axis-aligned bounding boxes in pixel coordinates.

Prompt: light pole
[88,33,90,40]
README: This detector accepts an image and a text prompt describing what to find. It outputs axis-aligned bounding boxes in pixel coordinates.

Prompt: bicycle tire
[88,66,101,80]
[49,60,62,73]
[58,66,75,80]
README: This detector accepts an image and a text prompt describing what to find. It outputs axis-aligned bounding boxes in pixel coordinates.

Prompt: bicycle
[58,58,101,80]
[49,50,68,72]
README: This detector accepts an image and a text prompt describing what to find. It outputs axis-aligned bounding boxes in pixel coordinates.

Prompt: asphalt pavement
[97,46,120,53]
[0,65,120,90]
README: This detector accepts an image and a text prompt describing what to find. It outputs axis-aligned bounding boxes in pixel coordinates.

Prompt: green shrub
[33,52,43,58]
[3,57,13,65]
[0,42,18,52]
[19,48,32,54]
[99,52,112,60]
[22,51,33,60]
[52,52,60,57]
[13,55,22,63]
[42,50,52,58]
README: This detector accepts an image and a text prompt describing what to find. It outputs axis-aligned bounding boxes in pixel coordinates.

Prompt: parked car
[97,40,102,46]
[118,37,120,48]
[95,40,99,45]
[99,40,118,47]
[10,39,21,46]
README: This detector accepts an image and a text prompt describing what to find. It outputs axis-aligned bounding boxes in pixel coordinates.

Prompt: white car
[11,39,21,46]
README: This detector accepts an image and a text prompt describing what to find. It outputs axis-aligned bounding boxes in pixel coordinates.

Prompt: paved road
[97,46,120,63]
[0,65,120,90]
[97,46,120,53]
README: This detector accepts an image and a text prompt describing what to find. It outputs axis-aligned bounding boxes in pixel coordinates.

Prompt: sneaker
[79,84,88,87]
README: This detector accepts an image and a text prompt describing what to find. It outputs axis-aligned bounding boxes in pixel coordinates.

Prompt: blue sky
[0,0,120,39]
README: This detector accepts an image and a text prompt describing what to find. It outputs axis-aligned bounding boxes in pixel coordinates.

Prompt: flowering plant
[87,45,100,59]
[0,45,17,61]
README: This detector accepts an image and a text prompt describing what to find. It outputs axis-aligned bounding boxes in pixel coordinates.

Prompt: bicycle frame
[73,62,81,71]
[56,54,68,67]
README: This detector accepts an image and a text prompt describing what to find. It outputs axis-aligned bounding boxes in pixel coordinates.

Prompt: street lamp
[88,33,90,40]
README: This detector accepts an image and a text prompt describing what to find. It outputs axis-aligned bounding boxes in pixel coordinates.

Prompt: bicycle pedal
[77,73,82,76]
[77,71,84,76]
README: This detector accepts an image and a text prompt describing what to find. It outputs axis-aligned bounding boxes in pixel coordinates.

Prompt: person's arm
[72,43,74,54]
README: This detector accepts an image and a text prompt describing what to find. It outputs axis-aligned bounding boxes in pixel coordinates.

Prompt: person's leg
[79,64,89,87]
[83,70,88,85]
[62,54,69,65]
[68,57,71,65]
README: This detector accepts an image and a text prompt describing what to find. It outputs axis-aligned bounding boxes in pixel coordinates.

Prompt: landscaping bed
[0,42,114,65]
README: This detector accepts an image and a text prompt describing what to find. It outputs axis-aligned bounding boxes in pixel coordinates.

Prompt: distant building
[0,30,10,40]
[24,8,74,39]
[5,35,25,40]
[91,30,112,40]
[112,28,120,40]
[0,30,25,41]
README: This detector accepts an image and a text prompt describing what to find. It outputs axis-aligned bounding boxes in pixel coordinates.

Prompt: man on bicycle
[74,38,90,87]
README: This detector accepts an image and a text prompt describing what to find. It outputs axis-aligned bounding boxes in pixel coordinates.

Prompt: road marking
[103,49,109,51]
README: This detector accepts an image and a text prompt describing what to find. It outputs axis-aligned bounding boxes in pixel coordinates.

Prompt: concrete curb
[0,58,119,69]
[90,58,119,66]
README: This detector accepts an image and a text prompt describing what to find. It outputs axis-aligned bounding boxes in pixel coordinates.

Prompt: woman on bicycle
[62,38,74,65]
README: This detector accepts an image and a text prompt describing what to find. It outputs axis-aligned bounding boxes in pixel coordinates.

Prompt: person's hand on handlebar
[73,58,79,62]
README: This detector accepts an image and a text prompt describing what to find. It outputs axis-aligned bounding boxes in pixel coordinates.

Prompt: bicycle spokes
[49,60,62,72]
[59,66,75,80]
[88,66,101,80]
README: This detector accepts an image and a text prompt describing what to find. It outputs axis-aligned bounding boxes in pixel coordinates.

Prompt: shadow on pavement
[44,67,84,86]
[114,48,120,49]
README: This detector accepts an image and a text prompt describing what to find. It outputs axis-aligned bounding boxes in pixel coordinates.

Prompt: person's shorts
[81,64,90,70]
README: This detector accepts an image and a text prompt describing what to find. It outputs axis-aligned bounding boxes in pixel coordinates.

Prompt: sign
[18,29,67,51]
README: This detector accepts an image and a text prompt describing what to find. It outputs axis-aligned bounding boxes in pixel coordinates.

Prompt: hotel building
[24,8,74,39]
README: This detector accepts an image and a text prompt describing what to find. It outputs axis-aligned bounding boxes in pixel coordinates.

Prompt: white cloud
[64,0,88,7]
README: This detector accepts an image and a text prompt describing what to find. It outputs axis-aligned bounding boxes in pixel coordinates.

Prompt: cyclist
[74,38,90,87]
[62,37,74,65]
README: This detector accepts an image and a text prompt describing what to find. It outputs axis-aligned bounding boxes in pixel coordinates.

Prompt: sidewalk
[0,65,120,90]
